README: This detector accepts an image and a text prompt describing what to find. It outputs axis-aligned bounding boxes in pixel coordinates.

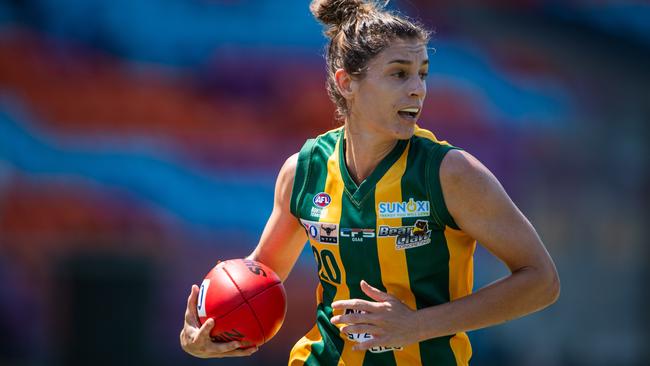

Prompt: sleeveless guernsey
[288,126,476,366]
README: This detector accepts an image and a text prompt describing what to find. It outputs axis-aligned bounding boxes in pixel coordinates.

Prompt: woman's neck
[343,123,397,185]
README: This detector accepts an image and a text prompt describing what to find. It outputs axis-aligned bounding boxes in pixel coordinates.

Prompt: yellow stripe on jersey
[445,227,476,365]
[338,335,366,366]
[288,323,322,366]
[413,125,451,146]
[289,283,325,365]
[319,137,357,365]
[320,135,348,304]
[374,142,423,366]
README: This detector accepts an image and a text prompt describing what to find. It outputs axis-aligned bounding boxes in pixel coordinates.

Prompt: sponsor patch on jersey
[308,224,318,239]
[310,206,325,218]
[319,223,338,244]
[377,219,432,250]
[340,228,375,242]
[377,198,430,218]
[344,309,372,343]
[313,192,331,208]
[369,345,404,353]
[344,309,403,353]
[300,219,338,245]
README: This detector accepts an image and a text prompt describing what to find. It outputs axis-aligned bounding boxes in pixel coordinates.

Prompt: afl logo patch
[313,192,331,208]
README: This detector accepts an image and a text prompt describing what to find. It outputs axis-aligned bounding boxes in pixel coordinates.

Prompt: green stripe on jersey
[339,188,397,366]
[402,135,457,365]
[304,303,344,365]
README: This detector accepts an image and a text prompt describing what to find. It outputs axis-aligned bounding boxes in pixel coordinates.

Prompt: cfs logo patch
[377,219,432,250]
[377,198,430,218]
[313,192,331,208]
[340,228,375,242]
[300,219,339,245]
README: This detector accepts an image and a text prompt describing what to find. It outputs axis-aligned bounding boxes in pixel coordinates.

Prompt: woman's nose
[409,76,426,98]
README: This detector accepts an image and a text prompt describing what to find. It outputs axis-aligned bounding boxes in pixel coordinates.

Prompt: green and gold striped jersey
[288,126,475,366]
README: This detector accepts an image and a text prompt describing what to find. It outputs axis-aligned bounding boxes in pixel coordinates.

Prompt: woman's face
[347,38,429,140]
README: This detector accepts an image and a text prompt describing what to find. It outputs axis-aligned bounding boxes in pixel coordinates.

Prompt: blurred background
[0,0,648,365]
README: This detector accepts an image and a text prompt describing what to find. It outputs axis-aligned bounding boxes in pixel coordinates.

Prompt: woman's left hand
[330,280,421,351]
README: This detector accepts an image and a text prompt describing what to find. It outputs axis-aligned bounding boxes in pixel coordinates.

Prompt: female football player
[180,1,560,364]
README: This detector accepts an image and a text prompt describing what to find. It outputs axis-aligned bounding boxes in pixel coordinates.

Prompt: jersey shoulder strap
[290,137,317,218]
[289,127,343,218]
[412,126,462,230]
[425,142,462,230]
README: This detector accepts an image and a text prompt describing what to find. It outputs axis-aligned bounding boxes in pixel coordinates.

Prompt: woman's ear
[335,68,356,100]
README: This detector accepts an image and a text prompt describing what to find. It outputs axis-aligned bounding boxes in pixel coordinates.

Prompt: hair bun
[310,0,378,29]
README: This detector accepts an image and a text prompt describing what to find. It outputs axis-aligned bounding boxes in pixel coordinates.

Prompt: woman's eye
[393,71,406,78]
[419,73,429,80]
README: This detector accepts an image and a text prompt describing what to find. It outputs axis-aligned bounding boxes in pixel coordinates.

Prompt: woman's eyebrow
[386,59,429,66]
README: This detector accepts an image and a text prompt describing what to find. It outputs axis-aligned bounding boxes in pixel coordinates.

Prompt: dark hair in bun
[310,0,430,118]
[310,0,377,37]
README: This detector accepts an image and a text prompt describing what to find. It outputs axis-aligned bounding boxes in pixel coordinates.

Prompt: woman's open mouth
[397,107,420,121]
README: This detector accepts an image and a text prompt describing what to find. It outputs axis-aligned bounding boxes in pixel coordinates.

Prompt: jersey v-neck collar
[337,128,409,207]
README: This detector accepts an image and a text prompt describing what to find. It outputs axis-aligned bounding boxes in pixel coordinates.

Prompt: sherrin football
[196,259,287,348]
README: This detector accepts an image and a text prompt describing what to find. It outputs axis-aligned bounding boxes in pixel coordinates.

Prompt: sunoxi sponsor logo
[377,198,430,218]
[313,192,331,208]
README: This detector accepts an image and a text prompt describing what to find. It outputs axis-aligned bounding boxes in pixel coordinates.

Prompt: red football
[196,259,287,348]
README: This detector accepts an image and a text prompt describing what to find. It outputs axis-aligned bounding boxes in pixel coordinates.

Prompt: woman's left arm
[331,149,560,351]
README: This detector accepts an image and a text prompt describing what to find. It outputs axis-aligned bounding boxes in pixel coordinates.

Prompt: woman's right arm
[180,153,307,358]
[246,153,309,281]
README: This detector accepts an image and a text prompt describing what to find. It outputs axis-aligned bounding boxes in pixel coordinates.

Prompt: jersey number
[311,246,341,285]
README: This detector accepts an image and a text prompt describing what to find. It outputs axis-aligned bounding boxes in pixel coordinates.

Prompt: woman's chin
[391,123,416,140]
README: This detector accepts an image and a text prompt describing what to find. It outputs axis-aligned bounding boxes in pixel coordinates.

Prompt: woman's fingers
[331,298,383,313]
[195,318,215,340]
[184,285,201,327]
[341,324,383,336]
